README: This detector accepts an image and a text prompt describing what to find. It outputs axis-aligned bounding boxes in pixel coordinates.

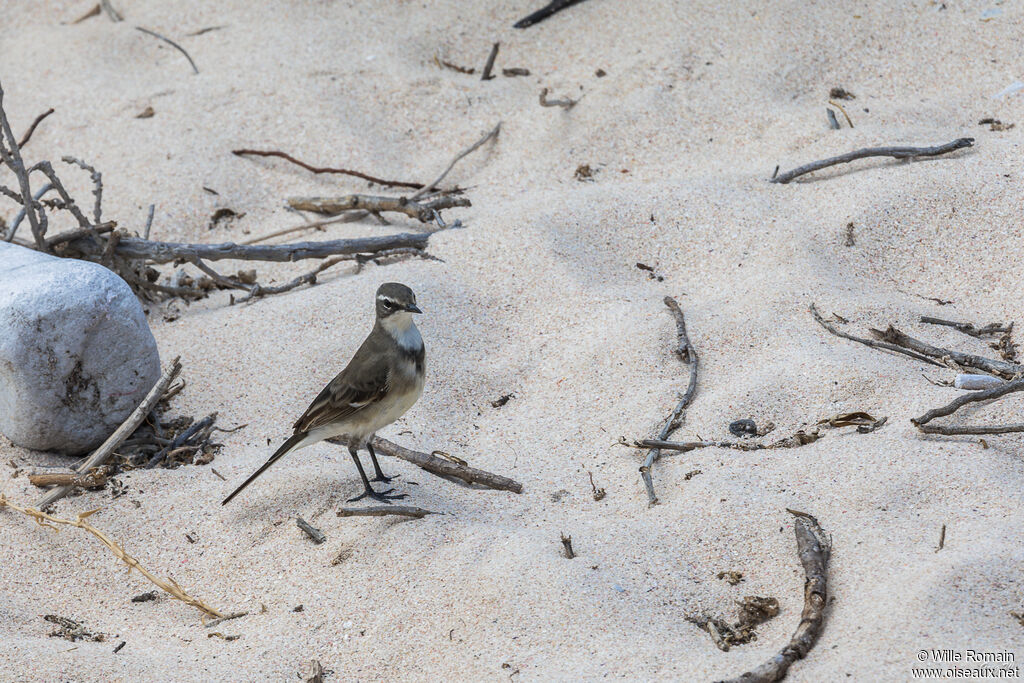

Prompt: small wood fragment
[560,532,575,559]
[771,138,973,184]
[296,517,327,544]
[481,42,499,81]
[336,505,436,519]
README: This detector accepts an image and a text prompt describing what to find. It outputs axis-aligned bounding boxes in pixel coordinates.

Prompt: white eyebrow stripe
[377,295,399,303]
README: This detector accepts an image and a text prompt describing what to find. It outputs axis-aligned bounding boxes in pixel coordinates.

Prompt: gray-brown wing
[292,356,390,433]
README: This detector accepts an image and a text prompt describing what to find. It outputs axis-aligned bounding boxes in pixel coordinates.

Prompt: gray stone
[0,243,160,453]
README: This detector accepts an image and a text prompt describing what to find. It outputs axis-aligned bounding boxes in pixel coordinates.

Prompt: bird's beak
[406,303,423,314]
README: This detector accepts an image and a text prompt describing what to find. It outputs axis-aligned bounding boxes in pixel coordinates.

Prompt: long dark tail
[221,432,306,505]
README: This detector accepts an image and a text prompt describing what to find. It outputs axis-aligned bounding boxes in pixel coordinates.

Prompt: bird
[222,282,425,506]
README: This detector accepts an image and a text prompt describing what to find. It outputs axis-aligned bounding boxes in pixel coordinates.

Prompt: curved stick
[771,138,973,184]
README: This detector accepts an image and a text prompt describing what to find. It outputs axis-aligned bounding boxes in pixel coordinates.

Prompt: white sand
[2,1,1023,680]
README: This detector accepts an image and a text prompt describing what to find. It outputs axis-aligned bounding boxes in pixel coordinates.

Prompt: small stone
[729,419,758,437]
[0,244,160,453]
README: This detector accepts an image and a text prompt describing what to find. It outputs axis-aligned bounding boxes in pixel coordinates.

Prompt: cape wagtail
[222,283,425,505]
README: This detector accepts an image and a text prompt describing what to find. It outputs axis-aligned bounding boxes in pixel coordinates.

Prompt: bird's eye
[383,301,393,309]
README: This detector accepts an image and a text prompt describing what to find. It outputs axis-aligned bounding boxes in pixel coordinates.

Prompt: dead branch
[718,510,830,683]
[17,107,54,148]
[100,0,122,21]
[481,42,500,81]
[0,81,47,250]
[135,27,199,74]
[62,156,103,225]
[0,494,225,619]
[368,437,523,493]
[69,232,430,264]
[296,517,326,543]
[920,316,1011,338]
[871,325,1023,378]
[640,296,698,505]
[911,377,1024,435]
[231,149,423,189]
[539,87,577,109]
[560,532,575,559]
[37,356,182,508]
[809,304,943,367]
[336,505,437,519]
[287,194,470,222]
[771,138,974,184]
[514,0,589,28]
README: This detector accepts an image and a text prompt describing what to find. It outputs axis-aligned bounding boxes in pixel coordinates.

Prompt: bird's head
[375,282,422,320]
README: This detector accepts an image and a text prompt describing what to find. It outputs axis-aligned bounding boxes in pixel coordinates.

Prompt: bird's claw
[347,488,408,503]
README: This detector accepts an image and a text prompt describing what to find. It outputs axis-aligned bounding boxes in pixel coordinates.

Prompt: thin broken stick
[231,149,423,189]
[336,506,437,519]
[369,437,523,493]
[17,107,54,148]
[514,0,589,28]
[770,138,973,184]
[410,122,501,200]
[0,494,225,619]
[920,316,1011,338]
[135,27,199,74]
[36,356,182,508]
[640,296,698,506]
[718,509,830,683]
[912,377,1024,435]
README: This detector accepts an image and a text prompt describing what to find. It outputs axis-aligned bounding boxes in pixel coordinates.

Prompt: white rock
[954,373,1004,391]
[0,243,160,453]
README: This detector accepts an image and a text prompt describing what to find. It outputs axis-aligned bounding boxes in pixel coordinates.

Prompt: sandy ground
[2,1,1023,681]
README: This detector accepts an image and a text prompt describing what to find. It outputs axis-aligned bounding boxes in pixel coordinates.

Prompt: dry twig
[481,42,500,81]
[287,194,469,223]
[0,495,224,618]
[640,296,697,505]
[336,505,437,519]
[718,510,830,683]
[770,138,973,184]
[367,437,523,493]
[514,0,589,28]
[36,356,182,509]
[810,304,943,367]
[296,517,327,544]
[17,107,54,148]
[135,27,199,74]
[231,148,423,189]
[912,377,1024,435]
[871,325,1022,379]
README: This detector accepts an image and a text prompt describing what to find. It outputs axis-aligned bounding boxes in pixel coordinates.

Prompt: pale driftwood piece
[870,325,1023,379]
[135,27,199,74]
[45,221,116,248]
[912,377,1024,435]
[770,138,973,183]
[67,232,430,264]
[370,437,523,493]
[640,296,697,505]
[718,510,830,683]
[539,88,577,109]
[36,357,182,508]
[287,194,469,222]
[411,123,501,200]
[336,505,437,519]
[809,304,943,367]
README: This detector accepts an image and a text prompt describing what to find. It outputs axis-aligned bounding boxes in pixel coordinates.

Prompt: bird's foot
[371,472,396,483]
[347,488,408,504]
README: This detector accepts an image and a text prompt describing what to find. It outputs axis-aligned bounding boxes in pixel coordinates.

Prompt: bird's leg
[366,442,395,482]
[346,446,406,503]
